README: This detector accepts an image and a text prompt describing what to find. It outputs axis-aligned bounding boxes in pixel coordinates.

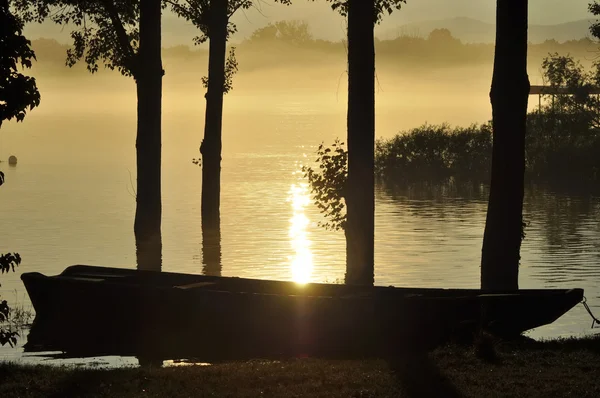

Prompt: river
[0,70,598,366]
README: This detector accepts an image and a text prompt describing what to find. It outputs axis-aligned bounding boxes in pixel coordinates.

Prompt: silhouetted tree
[538,53,600,131]
[480,0,530,290]
[15,0,163,270]
[343,0,377,285]
[427,28,461,49]
[329,0,406,285]
[0,0,39,345]
[168,0,251,230]
[246,20,313,45]
[589,1,600,40]
[301,0,405,285]
[0,0,40,127]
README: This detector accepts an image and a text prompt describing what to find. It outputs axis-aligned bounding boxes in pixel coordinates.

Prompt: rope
[582,296,600,329]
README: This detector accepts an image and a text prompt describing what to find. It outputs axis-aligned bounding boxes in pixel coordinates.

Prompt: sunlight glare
[287,181,313,284]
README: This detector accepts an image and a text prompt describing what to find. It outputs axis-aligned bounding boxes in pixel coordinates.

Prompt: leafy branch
[302,139,348,231]
[201,46,238,94]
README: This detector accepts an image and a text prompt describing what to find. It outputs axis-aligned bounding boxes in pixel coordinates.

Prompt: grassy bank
[1,336,599,397]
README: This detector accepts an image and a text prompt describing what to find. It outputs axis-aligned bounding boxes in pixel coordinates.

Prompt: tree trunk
[200,0,228,230]
[481,0,530,290]
[344,0,375,285]
[134,0,163,271]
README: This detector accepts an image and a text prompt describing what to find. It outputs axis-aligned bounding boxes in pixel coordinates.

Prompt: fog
[22,0,593,46]
[21,31,598,121]
[4,19,598,168]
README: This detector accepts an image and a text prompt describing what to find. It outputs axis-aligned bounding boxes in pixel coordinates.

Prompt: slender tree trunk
[481,0,530,290]
[344,0,375,285]
[200,0,228,230]
[134,0,163,271]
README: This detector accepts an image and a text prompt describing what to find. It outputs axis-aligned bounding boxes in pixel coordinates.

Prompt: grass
[8,298,34,328]
[1,336,599,397]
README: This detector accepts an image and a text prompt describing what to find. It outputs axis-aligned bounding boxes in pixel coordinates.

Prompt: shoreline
[1,335,599,397]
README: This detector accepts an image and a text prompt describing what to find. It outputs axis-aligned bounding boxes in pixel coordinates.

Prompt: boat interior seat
[174,282,217,290]
[57,276,106,282]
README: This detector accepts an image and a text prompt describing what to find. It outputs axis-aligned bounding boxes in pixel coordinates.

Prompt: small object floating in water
[8,155,17,165]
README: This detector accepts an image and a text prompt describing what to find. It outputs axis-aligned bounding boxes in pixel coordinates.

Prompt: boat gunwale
[21,267,585,306]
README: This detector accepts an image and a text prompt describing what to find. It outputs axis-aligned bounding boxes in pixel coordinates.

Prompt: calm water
[1,73,599,366]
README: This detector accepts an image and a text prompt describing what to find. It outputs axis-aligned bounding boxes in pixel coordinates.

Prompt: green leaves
[307,0,407,24]
[272,1,406,24]
[590,1,600,39]
[0,328,19,347]
[374,123,493,182]
[201,46,238,94]
[0,253,22,276]
[15,1,140,78]
[168,0,253,44]
[302,139,348,231]
[0,300,18,347]
[0,0,41,127]
[541,53,600,131]
[223,47,238,94]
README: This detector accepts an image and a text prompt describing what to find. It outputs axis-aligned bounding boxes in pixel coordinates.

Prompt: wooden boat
[21,265,584,360]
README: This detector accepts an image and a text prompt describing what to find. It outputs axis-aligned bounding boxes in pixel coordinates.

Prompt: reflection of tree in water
[521,183,600,291]
[379,179,600,285]
[380,180,600,256]
[202,222,222,277]
[135,232,163,367]
[136,232,162,272]
[524,183,600,258]
[377,179,489,220]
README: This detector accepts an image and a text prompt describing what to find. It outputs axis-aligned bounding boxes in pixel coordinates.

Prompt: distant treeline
[28,20,597,75]
[374,52,600,187]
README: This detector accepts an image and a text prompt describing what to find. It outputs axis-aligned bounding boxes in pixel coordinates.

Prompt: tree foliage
[271,0,406,23]
[540,53,600,131]
[166,0,252,45]
[589,1,600,39]
[319,0,406,23]
[0,0,33,347]
[302,140,347,231]
[0,0,40,127]
[247,20,313,45]
[201,46,238,94]
[375,123,493,181]
[13,0,142,77]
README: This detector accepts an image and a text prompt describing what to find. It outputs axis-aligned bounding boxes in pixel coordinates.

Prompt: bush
[375,123,493,182]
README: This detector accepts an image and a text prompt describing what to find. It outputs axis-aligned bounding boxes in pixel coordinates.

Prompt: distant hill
[378,17,595,44]
[24,15,596,48]
[23,13,206,49]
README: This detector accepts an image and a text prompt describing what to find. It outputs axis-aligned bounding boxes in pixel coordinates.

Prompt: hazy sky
[23,0,596,45]
[239,0,593,26]
[229,0,595,42]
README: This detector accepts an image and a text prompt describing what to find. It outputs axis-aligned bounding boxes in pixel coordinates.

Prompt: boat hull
[21,265,584,360]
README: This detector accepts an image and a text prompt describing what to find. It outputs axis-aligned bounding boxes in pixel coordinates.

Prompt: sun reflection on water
[287,179,313,284]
